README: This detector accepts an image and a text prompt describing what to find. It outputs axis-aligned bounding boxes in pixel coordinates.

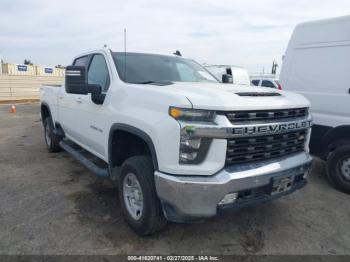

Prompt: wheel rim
[45,124,51,146]
[339,157,350,180]
[123,173,143,220]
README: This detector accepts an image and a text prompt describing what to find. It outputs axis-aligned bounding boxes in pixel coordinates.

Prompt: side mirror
[65,66,87,94]
[65,65,105,104]
[222,74,233,84]
[65,66,102,95]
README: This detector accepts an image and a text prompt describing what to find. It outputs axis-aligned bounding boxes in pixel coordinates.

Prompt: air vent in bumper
[235,92,281,97]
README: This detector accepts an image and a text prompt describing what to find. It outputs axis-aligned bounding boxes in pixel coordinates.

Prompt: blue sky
[1,0,350,73]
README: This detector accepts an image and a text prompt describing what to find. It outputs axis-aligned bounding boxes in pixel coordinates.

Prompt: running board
[59,141,109,177]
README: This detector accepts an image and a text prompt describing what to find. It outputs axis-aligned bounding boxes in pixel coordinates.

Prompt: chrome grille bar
[225,108,308,123]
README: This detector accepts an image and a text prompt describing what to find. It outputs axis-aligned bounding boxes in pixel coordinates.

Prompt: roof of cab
[73,49,181,60]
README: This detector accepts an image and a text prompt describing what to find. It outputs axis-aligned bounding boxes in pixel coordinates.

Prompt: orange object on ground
[10,104,16,113]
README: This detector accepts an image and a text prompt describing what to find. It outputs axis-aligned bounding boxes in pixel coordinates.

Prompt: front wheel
[119,156,166,236]
[43,117,61,152]
[327,145,350,192]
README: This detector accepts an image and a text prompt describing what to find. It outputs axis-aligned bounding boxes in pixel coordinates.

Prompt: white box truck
[280,16,350,191]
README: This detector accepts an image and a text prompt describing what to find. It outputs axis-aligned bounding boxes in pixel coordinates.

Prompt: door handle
[58,96,64,99]
[76,97,83,104]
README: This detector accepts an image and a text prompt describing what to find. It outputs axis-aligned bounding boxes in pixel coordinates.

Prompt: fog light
[303,170,309,179]
[180,152,198,162]
[218,193,238,205]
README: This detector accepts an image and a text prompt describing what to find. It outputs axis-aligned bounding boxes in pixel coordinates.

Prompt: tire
[119,156,166,236]
[327,145,350,192]
[44,117,61,153]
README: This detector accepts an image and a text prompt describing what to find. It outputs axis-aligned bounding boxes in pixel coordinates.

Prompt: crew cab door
[58,55,90,143]
[59,54,110,160]
[77,53,111,159]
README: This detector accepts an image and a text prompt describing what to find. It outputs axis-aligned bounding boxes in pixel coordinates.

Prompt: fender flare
[40,102,65,137]
[108,123,159,170]
[40,102,52,123]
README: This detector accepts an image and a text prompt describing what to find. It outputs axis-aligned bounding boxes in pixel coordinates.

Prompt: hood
[160,82,310,111]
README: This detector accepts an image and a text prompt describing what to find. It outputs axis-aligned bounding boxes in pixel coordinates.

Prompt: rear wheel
[327,145,350,192]
[119,156,166,236]
[44,117,61,152]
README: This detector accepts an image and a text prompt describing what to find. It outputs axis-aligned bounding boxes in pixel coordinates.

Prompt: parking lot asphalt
[0,103,349,255]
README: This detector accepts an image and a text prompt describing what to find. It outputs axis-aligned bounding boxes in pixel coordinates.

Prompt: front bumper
[155,152,312,222]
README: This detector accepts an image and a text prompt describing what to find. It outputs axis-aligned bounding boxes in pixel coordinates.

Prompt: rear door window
[251,80,260,86]
[261,80,275,88]
[73,56,89,66]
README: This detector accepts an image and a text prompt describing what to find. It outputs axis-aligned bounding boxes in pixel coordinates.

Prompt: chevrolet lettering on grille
[232,120,312,136]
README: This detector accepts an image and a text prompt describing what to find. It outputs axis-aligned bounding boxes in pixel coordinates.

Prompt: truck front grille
[225,108,308,124]
[226,129,307,165]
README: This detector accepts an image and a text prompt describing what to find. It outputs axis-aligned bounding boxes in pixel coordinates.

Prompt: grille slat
[227,146,304,164]
[227,142,305,158]
[225,108,308,123]
[226,130,307,165]
[228,131,306,147]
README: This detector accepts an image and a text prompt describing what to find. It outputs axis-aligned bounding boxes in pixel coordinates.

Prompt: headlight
[169,107,216,122]
[169,107,215,164]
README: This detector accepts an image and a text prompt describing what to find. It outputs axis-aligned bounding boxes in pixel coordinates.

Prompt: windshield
[112,52,218,84]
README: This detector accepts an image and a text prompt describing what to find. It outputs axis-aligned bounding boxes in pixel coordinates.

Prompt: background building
[0,62,64,102]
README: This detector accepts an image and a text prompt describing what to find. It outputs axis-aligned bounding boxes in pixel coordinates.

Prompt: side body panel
[230,67,250,86]
[280,16,350,128]
[40,85,60,123]
[280,17,350,157]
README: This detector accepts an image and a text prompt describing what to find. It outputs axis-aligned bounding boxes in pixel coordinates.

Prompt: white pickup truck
[41,48,313,235]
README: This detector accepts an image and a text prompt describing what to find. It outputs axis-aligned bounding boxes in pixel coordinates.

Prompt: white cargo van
[280,16,350,191]
[205,65,251,85]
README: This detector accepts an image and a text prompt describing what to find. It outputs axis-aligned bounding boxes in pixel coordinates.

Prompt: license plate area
[271,176,294,195]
